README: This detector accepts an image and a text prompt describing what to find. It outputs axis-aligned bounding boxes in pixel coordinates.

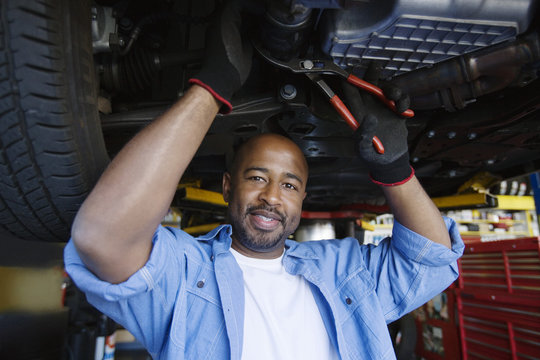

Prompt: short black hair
[226,132,297,172]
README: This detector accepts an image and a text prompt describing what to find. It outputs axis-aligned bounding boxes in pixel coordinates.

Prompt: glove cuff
[369,153,415,186]
[189,77,233,114]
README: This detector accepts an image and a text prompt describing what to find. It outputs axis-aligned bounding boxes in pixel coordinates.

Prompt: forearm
[382,176,451,249]
[72,85,220,283]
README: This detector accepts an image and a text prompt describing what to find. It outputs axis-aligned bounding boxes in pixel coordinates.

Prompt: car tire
[0,0,109,242]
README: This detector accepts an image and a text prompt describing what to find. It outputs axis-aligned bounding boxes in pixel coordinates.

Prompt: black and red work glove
[189,0,252,114]
[342,64,414,186]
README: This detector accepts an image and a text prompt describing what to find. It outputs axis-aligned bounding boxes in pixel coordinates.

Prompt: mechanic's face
[223,134,308,259]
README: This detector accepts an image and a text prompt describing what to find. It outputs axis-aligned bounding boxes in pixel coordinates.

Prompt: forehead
[234,135,308,180]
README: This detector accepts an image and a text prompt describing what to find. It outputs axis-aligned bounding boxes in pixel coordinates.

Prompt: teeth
[257,215,274,221]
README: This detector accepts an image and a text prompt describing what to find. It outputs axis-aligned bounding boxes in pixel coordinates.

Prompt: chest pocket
[185,263,222,307]
[335,267,393,359]
[171,257,228,359]
[336,267,376,321]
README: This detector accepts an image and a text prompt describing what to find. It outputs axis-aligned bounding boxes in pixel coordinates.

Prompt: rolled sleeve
[63,226,188,355]
[361,217,464,322]
[64,226,180,301]
[391,217,465,266]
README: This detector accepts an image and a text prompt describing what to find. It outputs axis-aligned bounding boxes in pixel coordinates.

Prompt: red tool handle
[329,95,385,154]
[371,135,385,154]
[347,74,415,118]
[330,95,359,130]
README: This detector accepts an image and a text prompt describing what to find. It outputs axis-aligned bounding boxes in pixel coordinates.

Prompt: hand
[189,0,252,114]
[342,64,414,186]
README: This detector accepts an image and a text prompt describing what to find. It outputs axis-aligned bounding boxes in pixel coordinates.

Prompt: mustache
[246,204,286,222]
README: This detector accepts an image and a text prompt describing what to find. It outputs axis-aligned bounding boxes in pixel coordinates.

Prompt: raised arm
[71,2,252,283]
[381,177,451,248]
[343,65,450,248]
[72,87,219,283]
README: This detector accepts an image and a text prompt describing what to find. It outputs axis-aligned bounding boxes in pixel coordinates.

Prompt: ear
[222,172,232,203]
[302,191,307,201]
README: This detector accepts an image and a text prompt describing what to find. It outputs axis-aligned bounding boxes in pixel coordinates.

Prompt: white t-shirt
[230,248,339,360]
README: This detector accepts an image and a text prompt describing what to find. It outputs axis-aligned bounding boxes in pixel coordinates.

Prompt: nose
[259,181,281,206]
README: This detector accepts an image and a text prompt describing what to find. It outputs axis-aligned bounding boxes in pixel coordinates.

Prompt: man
[64,2,464,359]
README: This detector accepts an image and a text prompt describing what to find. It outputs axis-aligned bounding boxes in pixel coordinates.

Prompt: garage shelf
[443,195,538,243]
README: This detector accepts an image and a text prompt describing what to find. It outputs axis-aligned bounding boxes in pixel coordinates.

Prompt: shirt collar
[196,224,232,241]
[284,239,320,260]
[196,224,320,260]
[196,224,233,255]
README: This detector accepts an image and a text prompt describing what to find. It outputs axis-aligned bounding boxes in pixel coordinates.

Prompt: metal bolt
[447,131,456,139]
[427,130,436,138]
[280,84,297,100]
[467,132,477,140]
[301,60,314,70]
[91,7,98,21]
[448,170,457,177]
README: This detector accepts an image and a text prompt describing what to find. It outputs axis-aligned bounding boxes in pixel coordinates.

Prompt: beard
[228,204,296,253]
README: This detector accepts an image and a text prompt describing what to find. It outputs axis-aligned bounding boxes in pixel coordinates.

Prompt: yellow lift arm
[432,193,535,211]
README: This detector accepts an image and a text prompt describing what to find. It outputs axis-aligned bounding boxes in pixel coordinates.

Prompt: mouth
[248,209,283,231]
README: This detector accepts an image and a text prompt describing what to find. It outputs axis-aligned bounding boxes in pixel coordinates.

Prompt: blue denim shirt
[64,217,464,360]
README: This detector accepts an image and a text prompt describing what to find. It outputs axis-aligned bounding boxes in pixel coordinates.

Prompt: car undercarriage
[1,0,539,241]
[96,0,540,208]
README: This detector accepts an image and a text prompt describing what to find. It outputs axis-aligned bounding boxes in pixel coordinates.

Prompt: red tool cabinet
[457,237,540,360]
[413,237,540,359]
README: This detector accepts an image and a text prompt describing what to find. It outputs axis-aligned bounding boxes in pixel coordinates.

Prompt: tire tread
[0,0,108,241]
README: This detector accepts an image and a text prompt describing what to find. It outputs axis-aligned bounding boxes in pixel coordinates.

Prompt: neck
[231,238,285,259]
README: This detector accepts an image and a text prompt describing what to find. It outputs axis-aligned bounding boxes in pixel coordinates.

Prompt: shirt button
[345,297,352,305]
[197,280,205,288]
[210,255,214,261]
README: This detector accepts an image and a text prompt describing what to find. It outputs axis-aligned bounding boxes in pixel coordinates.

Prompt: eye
[248,176,265,182]
[283,183,298,191]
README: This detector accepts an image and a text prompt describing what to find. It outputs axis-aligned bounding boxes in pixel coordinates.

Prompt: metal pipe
[393,32,540,111]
